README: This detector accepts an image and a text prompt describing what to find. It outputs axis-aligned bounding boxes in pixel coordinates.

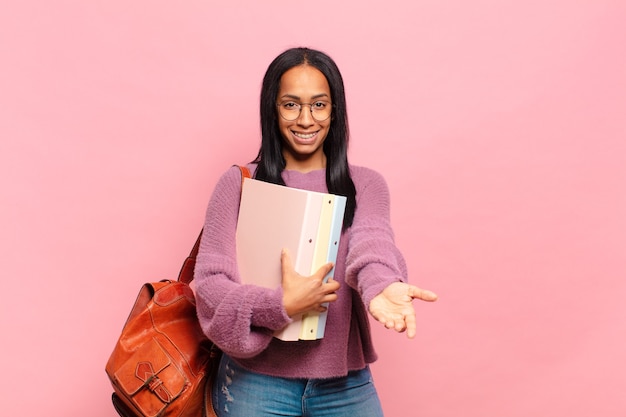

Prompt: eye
[312,101,328,109]
[281,101,299,110]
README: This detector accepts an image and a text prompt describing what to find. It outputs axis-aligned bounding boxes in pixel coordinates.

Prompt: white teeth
[294,132,315,139]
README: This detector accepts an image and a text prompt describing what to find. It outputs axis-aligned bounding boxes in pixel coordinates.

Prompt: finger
[370,310,389,328]
[375,312,394,329]
[280,248,294,276]
[322,292,338,303]
[404,311,417,339]
[314,262,334,279]
[324,277,341,292]
[394,319,407,333]
[409,286,438,302]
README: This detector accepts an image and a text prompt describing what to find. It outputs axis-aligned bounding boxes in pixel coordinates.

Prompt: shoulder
[209,164,257,203]
[349,164,390,193]
[216,163,257,186]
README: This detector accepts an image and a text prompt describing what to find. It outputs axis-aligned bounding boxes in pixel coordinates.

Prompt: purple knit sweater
[194,164,408,379]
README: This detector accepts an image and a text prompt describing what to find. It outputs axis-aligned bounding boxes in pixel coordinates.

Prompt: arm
[344,167,408,306]
[194,166,292,358]
[345,167,437,338]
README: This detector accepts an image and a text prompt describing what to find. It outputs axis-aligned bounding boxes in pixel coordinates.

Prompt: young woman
[194,47,437,417]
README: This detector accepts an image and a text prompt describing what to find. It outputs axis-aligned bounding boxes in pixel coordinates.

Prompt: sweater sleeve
[193,166,292,359]
[344,166,408,309]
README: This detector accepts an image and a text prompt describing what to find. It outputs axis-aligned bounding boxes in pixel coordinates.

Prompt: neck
[283,153,326,173]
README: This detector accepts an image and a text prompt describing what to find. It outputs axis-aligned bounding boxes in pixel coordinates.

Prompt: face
[276,65,332,171]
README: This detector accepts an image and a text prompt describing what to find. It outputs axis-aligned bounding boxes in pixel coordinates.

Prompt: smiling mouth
[293,131,317,139]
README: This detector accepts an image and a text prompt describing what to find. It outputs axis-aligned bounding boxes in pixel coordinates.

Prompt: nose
[296,104,315,127]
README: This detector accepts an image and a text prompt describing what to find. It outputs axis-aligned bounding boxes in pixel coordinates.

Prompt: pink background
[1,1,625,416]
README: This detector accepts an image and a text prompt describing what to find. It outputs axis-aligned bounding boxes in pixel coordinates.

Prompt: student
[194,47,437,417]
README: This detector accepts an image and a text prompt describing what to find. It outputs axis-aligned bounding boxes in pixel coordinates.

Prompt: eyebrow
[279,93,330,101]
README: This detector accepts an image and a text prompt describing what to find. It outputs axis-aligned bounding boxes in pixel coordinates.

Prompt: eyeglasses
[277,100,332,122]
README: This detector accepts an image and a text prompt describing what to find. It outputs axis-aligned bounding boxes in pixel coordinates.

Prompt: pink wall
[1,1,624,416]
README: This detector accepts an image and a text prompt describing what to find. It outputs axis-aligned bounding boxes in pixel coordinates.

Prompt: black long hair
[253,47,356,229]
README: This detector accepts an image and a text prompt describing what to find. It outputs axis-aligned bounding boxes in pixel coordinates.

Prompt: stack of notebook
[236,178,346,341]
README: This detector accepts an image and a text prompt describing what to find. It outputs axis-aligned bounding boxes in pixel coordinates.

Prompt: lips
[292,130,318,144]
[293,131,316,139]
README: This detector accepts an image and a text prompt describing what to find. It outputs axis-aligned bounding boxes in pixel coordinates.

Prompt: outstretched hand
[281,249,341,317]
[369,282,438,339]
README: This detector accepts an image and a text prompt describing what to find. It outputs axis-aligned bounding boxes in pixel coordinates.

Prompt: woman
[194,47,437,417]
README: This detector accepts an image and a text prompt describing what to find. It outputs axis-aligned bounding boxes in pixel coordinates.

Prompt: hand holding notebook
[279,248,339,317]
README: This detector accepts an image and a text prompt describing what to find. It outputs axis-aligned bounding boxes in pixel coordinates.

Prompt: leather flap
[153,281,196,307]
[114,338,187,417]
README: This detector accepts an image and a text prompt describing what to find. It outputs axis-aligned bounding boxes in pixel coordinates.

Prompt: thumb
[409,286,438,302]
[280,248,295,277]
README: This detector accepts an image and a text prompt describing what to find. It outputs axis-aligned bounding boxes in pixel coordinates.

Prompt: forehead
[278,65,330,98]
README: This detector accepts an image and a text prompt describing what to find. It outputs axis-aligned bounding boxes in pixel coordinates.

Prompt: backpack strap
[178,165,251,284]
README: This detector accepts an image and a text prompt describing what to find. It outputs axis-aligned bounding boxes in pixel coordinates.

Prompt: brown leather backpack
[105,166,250,416]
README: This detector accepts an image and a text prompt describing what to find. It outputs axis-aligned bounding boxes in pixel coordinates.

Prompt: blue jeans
[211,354,384,417]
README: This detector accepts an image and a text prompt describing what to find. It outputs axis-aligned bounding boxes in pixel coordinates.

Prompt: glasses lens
[311,101,331,121]
[278,101,300,121]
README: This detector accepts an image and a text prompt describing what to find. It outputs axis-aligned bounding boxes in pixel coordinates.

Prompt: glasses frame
[276,100,333,122]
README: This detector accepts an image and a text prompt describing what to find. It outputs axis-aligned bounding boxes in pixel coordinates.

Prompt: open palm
[369,282,437,338]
